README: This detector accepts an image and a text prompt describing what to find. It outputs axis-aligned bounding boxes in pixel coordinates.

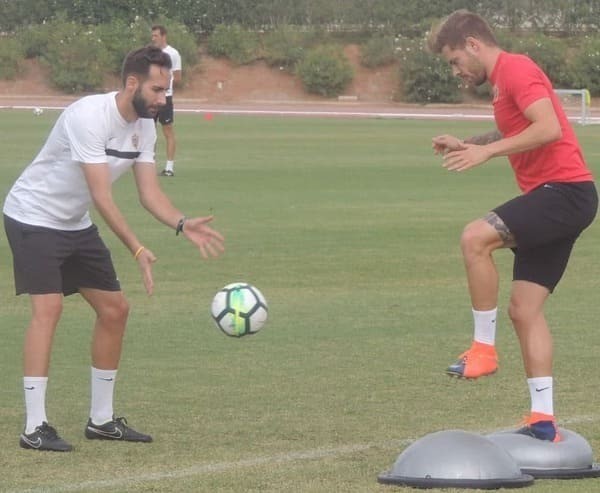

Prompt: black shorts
[3,215,121,296]
[493,181,598,292]
[155,95,174,125]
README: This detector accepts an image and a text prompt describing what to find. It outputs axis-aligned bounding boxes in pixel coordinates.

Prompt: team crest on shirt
[132,134,139,149]
[492,85,500,103]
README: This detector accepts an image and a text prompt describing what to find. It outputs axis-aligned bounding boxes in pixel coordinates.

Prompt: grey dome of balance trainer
[378,429,534,489]
[487,427,600,479]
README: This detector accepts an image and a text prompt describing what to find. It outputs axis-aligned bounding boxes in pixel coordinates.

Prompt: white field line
[3,104,600,123]
[11,414,598,493]
[13,439,416,493]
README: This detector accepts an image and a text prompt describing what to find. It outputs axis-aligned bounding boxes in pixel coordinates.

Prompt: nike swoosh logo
[87,426,123,439]
[21,434,42,448]
[98,377,114,381]
[535,386,551,392]
[24,386,35,390]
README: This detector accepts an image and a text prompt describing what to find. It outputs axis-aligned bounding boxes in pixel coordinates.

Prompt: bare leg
[460,215,511,310]
[162,123,176,163]
[508,280,552,377]
[24,294,63,376]
[79,288,129,370]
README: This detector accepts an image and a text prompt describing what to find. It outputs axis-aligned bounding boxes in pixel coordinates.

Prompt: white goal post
[554,88,591,125]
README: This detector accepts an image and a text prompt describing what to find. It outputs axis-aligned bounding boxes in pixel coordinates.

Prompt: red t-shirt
[489,51,593,193]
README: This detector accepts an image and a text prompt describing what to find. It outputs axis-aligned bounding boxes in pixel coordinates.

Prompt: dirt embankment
[0,44,400,105]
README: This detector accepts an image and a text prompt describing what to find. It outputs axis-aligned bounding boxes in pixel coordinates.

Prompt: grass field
[1,110,599,492]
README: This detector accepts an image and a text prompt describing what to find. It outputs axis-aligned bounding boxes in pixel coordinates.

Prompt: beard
[471,68,487,87]
[465,54,488,86]
[132,88,156,118]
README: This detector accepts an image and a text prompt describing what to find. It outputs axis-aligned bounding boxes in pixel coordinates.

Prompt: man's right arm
[464,129,503,145]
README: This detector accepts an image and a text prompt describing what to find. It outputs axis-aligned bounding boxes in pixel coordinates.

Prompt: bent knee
[99,296,130,325]
[31,294,64,326]
[507,299,534,326]
[460,220,495,256]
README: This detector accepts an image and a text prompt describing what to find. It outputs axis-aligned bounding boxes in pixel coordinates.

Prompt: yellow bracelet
[134,246,145,260]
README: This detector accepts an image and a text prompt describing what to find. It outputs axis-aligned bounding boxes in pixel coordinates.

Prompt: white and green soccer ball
[211,282,268,337]
[33,107,44,116]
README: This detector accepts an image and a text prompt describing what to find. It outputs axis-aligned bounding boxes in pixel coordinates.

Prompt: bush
[263,25,312,70]
[206,24,260,65]
[15,23,54,59]
[570,36,600,96]
[360,35,396,68]
[96,17,198,78]
[398,38,461,104]
[0,36,25,79]
[296,45,353,98]
[95,19,147,75]
[42,21,112,93]
[503,33,574,89]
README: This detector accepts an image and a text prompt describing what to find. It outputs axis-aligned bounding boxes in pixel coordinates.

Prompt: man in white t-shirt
[3,45,224,452]
[151,24,182,177]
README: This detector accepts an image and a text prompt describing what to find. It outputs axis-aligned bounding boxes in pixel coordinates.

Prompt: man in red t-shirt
[428,10,597,442]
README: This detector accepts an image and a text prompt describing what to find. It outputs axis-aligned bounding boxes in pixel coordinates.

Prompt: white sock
[472,308,497,346]
[528,376,554,415]
[90,367,117,425]
[24,377,48,434]
[165,160,174,172]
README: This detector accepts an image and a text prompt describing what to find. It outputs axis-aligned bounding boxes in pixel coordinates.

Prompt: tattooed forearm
[464,129,503,146]
[484,212,515,247]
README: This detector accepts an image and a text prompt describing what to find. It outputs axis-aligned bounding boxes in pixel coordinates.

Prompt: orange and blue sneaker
[446,341,498,379]
[517,412,561,442]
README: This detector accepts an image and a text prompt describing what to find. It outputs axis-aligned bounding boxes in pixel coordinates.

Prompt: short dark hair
[121,45,172,86]
[152,24,167,36]
[428,10,498,54]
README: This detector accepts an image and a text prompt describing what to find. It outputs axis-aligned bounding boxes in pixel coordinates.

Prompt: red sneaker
[517,412,561,443]
[446,341,498,379]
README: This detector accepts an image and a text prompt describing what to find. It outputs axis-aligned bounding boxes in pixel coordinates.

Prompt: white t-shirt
[3,92,156,230]
[163,44,182,97]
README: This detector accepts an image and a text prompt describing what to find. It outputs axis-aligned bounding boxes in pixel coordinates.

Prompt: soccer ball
[33,107,43,116]
[211,282,268,337]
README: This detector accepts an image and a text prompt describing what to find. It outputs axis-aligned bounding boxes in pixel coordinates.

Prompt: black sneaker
[159,169,174,177]
[19,422,73,452]
[85,416,153,442]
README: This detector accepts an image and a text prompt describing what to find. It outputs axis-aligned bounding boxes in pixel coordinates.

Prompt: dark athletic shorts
[155,95,174,125]
[4,215,121,296]
[493,181,598,292]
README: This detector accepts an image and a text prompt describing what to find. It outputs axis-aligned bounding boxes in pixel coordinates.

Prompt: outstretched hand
[442,145,493,172]
[182,216,225,258]
[432,134,492,172]
[136,247,157,295]
[432,134,466,155]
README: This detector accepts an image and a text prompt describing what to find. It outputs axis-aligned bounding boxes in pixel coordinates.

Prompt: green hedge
[296,45,353,98]
[360,35,396,68]
[206,24,261,65]
[9,18,197,92]
[397,37,461,104]
[3,20,600,101]
[0,36,25,79]
[570,36,600,96]
[262,25,315,70]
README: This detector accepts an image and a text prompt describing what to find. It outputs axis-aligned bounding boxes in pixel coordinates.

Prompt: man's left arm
[442,98,561,172]
[172,69,182,86]
[172,50,182,87]
[133,163,224,258]
[484,98,562,157]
